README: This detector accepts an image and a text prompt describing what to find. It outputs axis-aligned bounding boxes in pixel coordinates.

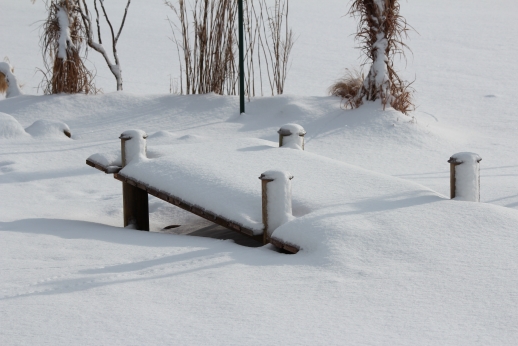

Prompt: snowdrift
[25,119,71,138]
[0,112,27,139]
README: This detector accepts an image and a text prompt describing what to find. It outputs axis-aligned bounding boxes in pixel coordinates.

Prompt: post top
[448,152,482,164]
[278,123,306,136]
[259,171,294,181]
[120,129,148,140]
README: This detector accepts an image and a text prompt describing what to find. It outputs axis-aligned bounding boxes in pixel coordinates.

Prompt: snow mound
[148,130,175,139]
[178,134,207,141]
[24,119,71,139]
[0,112,28,139]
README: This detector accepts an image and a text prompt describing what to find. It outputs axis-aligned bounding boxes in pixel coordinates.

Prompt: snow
[24,119,71,139]
[56,6,72,60]
[88,151,122,168]
[451,152,482,202]
[372,33,389,92]
[0,112,28,139]
[0,62,23,98]
[1,1,518,345]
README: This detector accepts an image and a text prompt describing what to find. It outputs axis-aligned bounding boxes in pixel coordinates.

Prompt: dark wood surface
[113,172,272,245]
[122,182,150,231]
[86,159,121,174]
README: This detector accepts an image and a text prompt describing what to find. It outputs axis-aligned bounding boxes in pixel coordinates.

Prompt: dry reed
[329,69,364,104]
[0,73,7,95]
[342,0,414,114]
[40,0,96,94]
[165,0,293,97]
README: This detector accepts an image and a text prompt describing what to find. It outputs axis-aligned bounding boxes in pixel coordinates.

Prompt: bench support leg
[123,182,149,231]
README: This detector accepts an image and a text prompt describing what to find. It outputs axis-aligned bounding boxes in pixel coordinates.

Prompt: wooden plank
[270,238,283,249]
[157,192,169,201]
[127,179,137,187]
[228,223,241,231]
[86,159,121,174]
[115,172,263,242]
[283,244,299,254]
[136,182,147,191]
[270,237,299,254]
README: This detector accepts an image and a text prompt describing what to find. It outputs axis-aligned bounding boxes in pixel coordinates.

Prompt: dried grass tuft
[329,69,363,106]
[0,72,7,95]
[40,0,96,94]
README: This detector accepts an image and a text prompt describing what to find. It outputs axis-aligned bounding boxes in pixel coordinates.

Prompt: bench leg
[123,182,149,231]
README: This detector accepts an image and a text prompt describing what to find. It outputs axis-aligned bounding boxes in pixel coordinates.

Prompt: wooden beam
[86,158,121,174]
[113,172,264,243]
[270,237,300,254]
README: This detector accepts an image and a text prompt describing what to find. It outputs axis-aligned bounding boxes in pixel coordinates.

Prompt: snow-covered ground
[1,1,518,345]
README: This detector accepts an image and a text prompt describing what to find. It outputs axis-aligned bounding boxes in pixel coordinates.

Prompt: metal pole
[238,0,245,114]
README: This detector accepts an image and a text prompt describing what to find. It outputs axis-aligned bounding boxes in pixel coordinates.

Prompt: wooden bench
[86,125,307,254]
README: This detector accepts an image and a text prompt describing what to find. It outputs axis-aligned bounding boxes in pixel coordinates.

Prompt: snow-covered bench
[86,125,307,253]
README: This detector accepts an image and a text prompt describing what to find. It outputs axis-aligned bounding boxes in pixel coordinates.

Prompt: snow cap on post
[259,170,294,241]
[0,62,23,98]
[448,152,482,202]
[278,123,306,150]
[120,130,148,166]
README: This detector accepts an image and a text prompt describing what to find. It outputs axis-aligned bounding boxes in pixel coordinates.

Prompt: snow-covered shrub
[336,0,414,114]
[25,119,71,139]
[0,62,23,98]
[40,0,95,94]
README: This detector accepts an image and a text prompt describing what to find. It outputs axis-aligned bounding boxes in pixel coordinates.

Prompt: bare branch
[116,0,131,42]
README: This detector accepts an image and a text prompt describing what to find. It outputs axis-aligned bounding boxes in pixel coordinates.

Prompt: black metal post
[238,0,245,114]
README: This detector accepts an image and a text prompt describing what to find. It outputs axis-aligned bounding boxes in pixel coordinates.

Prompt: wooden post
[260,176,274,245]
[278,124,306,150]
[448,153,482,201]
[120,132,149,231]
[259,171,294,245]
[447,157,462,199]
